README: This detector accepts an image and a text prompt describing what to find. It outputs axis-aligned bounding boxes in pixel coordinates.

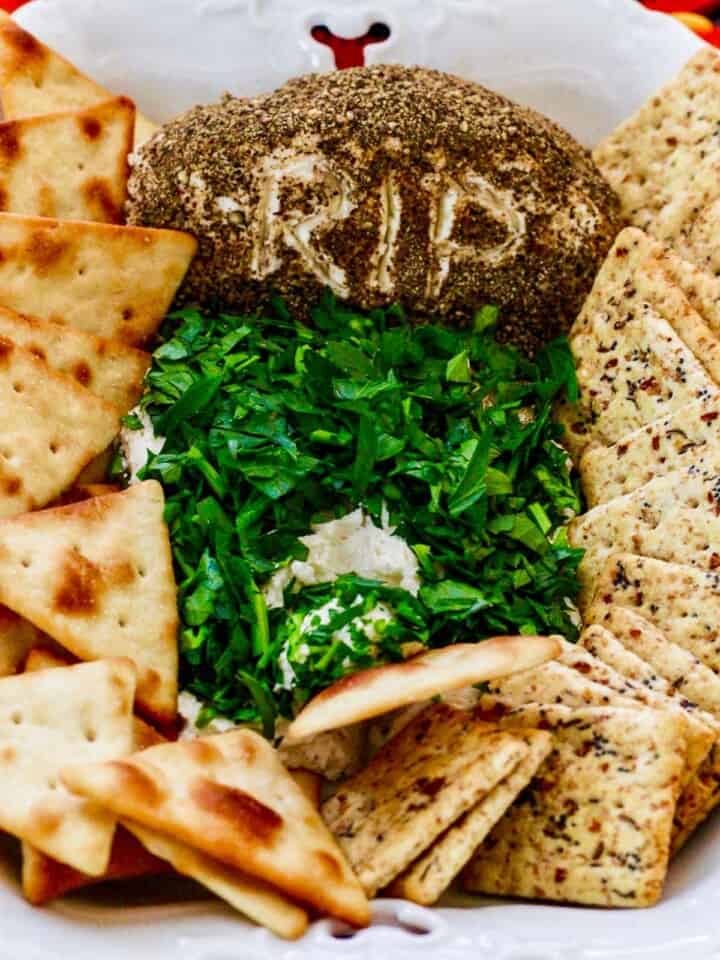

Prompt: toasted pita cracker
[587,554,720,676]
[0,658,134,875]
[594,49,720,273]
[321,704,530,897]
[21,826,170,906]
[569,465,720,603]
[0,336,120,518]
[61,729,370,927]
[0,12,157,147]
[123,822,309,940]
[580,396,720,506]
[24,645,162,749]
[21,645,170,904]
[286,636,562,743]
[0,98,133,223]
[583,608,720,720]
[0,308,149,414]
[76,449,112,485]
[0,481,178,725]
[388,728,552,905]
[0,213,196,347]
[0,604,42,676]
[463,704,686,907]
[556,299,720,461]
[289,770,323,810]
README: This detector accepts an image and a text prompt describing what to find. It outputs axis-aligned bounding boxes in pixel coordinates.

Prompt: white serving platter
[5,0,718,957]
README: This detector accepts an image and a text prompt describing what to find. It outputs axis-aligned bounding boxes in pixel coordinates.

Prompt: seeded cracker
[0,98,134,223]
[583,608,720,719]
[580,395,720,506]
[594,49,720,275]
[480,659,710,804]
[0,482,178,726]
[569,465,720,605]
[556,633,720,849]
[62,729,370,927]
[387,729,553,905]
[556,299,719,462]
[586,554,720,676]
[462,705,687,908]
[321,704,536,897]
[0,12,157,147]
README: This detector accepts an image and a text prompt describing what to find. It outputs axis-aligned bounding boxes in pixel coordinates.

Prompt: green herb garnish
[133,292,583,733]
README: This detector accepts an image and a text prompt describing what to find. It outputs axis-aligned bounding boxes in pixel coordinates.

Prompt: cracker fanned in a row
[0,11,158,147]
[463,705,687,908]
[62,729,370,929]
[594,49,720,275]
[321,703,551,901]
[0,97,134,223]
[0,482,178,725]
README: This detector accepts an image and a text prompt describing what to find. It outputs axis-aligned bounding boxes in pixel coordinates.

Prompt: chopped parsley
[127,292,584,735]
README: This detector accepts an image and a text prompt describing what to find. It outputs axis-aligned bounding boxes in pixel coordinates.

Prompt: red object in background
[0,0,30,10]
[642,0,720,45]
[311,23,391,69]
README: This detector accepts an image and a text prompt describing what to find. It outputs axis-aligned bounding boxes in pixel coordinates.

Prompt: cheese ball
[127,65,619,353]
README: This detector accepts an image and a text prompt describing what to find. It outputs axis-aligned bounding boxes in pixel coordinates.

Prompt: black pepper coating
[127,65,620,353]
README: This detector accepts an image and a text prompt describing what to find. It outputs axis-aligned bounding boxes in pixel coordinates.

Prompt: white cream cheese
[120,407,166,483]
[264,508,421,609]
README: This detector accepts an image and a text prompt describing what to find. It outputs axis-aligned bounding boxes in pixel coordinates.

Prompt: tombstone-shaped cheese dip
[127,65,619,351]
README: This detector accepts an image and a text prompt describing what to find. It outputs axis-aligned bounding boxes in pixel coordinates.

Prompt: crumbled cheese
[119,407,166,482]
[264,508,420,609]
[178,690,236,740]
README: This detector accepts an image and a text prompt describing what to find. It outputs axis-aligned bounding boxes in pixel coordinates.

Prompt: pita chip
[21,645,173,906]
[21,827,170,907]
[0,98,133,223]
[587,554,720,677]
[0,213,197,347]
[0,604,42,676]
[61,729,370,927]
[0,12,158,147]
[594,49,720,273]
[321,703,532,898]
[568,465,720,603]
[123,822,309,940]
[462,704,687,908]
[387,728,552,905]
[0,307,149,414]
[0,481,178,725]
[0,658,134,875]
[0,336,120,518]
[286,635,562,743]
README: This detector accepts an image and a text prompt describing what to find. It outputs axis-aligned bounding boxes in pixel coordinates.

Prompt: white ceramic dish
[4,1,718,957]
